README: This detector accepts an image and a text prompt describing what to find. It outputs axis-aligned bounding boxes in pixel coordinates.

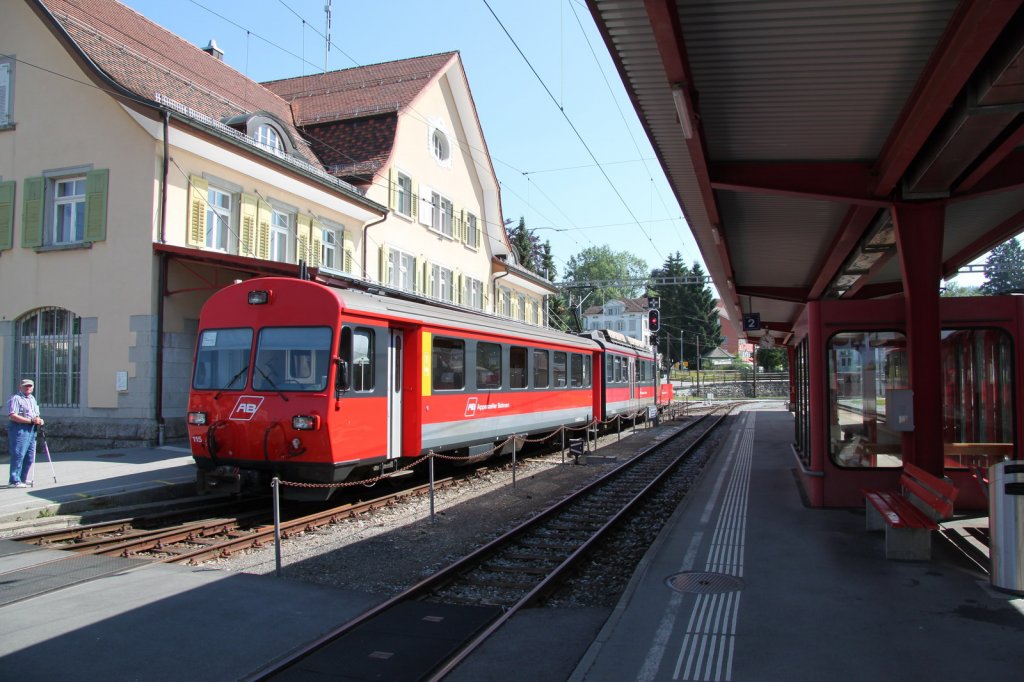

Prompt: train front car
[582,329,659,423]
[188,277,378,499]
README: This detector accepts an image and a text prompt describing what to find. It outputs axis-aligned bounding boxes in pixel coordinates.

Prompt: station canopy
[589,0,1024,344]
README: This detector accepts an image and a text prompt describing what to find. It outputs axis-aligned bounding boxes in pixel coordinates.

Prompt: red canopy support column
[892,201,945,475]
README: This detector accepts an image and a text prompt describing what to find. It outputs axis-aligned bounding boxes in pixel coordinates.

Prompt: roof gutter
[361,213,389,280]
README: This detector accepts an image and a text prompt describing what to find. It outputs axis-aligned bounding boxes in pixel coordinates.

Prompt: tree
[980,238,1024,295]
[647,255,720,370]
[941,281,981,297]
[563,245,648,307]
[506,217,541,274]
[755,346,787,372]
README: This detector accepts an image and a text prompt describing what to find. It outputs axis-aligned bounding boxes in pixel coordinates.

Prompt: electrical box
[886,389,914,431]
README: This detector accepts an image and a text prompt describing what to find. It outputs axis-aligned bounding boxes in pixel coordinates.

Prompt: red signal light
[648,309,660,332]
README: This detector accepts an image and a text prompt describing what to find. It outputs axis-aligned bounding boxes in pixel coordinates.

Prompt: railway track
[248,404,736,681]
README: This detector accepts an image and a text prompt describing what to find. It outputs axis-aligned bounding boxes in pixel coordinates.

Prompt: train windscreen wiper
[254,365,290,402]
[214,365,249,400]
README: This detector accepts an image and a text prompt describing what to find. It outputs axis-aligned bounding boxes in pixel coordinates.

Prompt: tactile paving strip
[0,554,147,607]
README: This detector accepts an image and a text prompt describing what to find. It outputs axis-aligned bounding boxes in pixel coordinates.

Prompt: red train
[186,277,670,498]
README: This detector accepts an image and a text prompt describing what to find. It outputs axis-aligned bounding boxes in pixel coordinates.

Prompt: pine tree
[507,217,539,273]
[679,263,721,370]
[980,238,1024,295]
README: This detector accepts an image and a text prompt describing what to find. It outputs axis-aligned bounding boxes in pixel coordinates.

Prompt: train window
[477,342,502,389]
[827,331,906,468]
[553,351,567,387]
[533,349,549,388]
[254,327,332,392]
[339,327,375,392]
[194,328,252,390]
[613,355,622,383]
[432,336,465,390]
[583,355,592,387]
[510,346,528,389]
[605,355,614,384]
[570,353,584,387]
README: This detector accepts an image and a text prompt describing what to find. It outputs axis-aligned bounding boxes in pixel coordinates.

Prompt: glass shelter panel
[828,331,907,468]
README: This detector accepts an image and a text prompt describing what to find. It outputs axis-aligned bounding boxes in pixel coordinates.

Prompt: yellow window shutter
[186,175,208,247]
[388,168,397,210]
[310,223,323,268]
[239,194,257,257]
[256,198,271,260]
[411,181,419,221]
[415,257,425,294]
[0,180,14,251]
[296,214,312,264]
[343,232,355,274]
[455,271,463,305]
[476,223,483,251]
[379,244,390,283]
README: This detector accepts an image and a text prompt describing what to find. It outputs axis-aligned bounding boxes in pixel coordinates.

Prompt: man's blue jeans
[8,423,36,485]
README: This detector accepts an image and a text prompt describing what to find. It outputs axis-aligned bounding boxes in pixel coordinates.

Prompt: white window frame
[321,228,339,269]
[427,118,453,168]
[255,124,284,152]
[464,277,483,310]
[466,212,479,248]
[396,172,413,217]
[431,263,454,302]
[52,176,87,245]
[0,59,12,127]
[388,247,415,291]
[500,287,511,317]
[205,186,232,251]
[429,191,454,238]
[517,294,527,321]
[270,209,291,262]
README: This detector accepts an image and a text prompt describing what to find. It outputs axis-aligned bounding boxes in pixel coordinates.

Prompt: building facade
[1,0,549,448]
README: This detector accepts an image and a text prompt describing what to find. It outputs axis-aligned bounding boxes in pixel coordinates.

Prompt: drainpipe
[155,110,170,446]
[361,213,388,281]
[492,269,509,315]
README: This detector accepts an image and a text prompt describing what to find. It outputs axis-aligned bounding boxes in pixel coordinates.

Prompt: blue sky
[118,0,704,281]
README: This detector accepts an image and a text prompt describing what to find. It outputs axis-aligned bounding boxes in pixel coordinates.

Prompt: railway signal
[648,308,661,332]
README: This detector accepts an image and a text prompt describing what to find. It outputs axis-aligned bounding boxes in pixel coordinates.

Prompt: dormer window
[255,124,284,152]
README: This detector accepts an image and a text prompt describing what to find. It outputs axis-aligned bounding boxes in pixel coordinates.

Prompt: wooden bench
[862,463,959,560]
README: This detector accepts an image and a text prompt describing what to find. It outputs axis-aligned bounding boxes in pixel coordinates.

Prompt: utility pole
[696,334,701,396]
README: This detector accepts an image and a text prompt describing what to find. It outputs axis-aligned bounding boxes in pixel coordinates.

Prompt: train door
[629,357,636,407]
[388,329,404,459]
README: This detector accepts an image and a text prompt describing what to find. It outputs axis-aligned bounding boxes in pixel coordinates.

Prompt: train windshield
[194,328,253,390]
[254,327,332,392]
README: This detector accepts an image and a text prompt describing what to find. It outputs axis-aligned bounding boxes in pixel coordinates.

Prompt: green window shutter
[379,245,390,283]
[238,193,257,256]
[256,199,271,260]
[411,181,418,221]
[22,176,43,248]
[414,256,425,294]
[0,180,14,250]
[84,168,109,242]
[455,271,463,305]
[296,215,312,264]
[187,176,208,247]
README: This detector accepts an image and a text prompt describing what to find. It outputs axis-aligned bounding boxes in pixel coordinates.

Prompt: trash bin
[988,461,1024,595]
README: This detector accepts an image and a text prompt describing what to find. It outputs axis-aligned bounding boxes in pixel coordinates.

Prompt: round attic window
[432,129,451,162]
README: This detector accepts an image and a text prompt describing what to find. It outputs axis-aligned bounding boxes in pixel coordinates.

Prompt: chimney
[203,39,224,61]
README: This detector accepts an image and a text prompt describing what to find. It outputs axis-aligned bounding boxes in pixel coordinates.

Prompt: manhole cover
[96,453,125,459]
[666,571,744,594]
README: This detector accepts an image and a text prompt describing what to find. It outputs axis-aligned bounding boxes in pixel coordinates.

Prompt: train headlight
[247,290,270,305]
[292,415,320,430]
[187,411,208,426]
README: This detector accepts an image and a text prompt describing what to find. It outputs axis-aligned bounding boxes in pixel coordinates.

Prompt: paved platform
[1,407,1022,681]
[0,443,197,525]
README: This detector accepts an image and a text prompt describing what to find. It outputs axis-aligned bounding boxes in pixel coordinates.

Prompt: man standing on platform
[8,379,43,488]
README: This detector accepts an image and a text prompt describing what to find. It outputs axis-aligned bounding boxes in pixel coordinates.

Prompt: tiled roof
[584,297,651,315]
[39,0,320,165]
[264,53,457,126]
[305,115,398,182]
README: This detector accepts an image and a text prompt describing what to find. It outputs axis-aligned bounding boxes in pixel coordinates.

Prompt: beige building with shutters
[1,0,555,449]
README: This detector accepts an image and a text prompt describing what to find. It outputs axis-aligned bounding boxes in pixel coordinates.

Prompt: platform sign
[743,313,761,331]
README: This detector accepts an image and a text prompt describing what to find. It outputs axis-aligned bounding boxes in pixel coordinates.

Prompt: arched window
[255,124,284,152]
[17,307,81,407]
